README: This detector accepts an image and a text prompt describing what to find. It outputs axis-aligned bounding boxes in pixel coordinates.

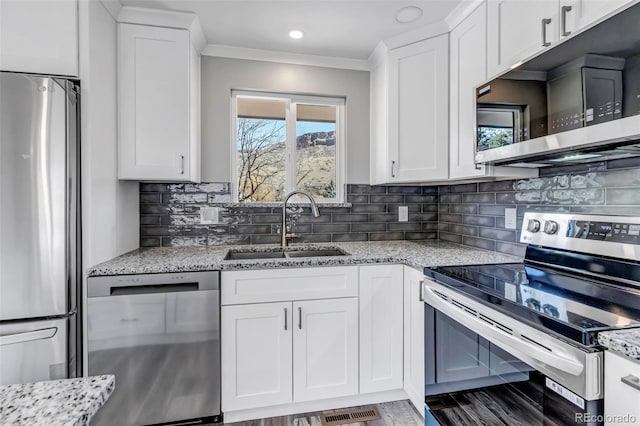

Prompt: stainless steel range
[423,212,640,426]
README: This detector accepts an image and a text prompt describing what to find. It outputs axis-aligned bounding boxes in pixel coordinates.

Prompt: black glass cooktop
[424,260,640,347]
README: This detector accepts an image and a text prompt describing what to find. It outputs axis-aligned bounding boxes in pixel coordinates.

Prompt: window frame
[231,90,346,203]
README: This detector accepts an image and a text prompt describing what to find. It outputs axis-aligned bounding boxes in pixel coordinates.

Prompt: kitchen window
[231,91,345,203]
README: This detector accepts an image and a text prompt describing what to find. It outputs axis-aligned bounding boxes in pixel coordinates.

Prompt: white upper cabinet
[487,0,559,78]
[487,0,634,78]
[449,3,538,181]
[117,8,204,182]
[370,34,449,184]
[561,0,631,35]
[449,3,489,180]
[0,0,78,76]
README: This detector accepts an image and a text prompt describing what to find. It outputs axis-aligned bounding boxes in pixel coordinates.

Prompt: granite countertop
[0,375,114,426]
[598,328,640,362]
[87,240,521,276]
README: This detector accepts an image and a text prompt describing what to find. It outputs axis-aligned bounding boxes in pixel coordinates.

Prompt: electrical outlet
[200,207,219,224]
[505,208,517,229]
[398,206,409,222]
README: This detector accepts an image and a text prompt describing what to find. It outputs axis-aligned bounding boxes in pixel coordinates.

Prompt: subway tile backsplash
[439,158,640,257]
[139,183,439,247]
[139,159,640,254]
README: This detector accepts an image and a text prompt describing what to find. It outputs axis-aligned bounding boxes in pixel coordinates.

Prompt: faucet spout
[281,191,320,247]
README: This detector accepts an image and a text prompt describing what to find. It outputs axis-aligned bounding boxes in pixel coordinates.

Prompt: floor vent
[320,407,380,425]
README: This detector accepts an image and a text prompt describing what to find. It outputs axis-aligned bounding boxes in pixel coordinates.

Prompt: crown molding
[117,6,206,51]
[98,0,122,20]
[382,20,449,50]
[201,44,370,71]
[445,0,485,31]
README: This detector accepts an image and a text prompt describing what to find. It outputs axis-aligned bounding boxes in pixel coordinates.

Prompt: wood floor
[224,400,423,426]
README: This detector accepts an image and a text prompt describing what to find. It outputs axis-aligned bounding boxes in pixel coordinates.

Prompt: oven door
[423,277,604,426]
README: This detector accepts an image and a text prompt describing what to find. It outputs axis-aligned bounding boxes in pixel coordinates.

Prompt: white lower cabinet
[605,350,640,425]
[293,298,359,402]
[221,267,362,414]
[403,266,426,414]
[221,298,358,411]
[221,302,293,411]
[359,265,404,393]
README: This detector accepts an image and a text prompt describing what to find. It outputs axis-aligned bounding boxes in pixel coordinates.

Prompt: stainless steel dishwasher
[87,271,221,425]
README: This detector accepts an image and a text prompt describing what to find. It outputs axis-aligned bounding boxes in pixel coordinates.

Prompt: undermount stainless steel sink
[224,247,349,260]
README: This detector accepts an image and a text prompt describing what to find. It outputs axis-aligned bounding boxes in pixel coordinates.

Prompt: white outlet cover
[505,208,517,229]
[200,207,219,224]
[398,206,409,222]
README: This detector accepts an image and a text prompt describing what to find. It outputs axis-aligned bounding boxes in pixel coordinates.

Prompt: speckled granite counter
[598,328,640,362]
[87,240,521,276]
[0,375,114,426]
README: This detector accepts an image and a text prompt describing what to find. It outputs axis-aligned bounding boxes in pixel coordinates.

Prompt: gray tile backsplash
[439,158,640,257]
[139,158,640,252]
[139,183,439,247]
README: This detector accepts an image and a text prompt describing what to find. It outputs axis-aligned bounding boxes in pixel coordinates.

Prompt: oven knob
[526,219,541,233]
[544,220,559,235]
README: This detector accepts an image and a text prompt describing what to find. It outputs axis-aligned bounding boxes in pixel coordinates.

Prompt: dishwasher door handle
[110,283,199,296]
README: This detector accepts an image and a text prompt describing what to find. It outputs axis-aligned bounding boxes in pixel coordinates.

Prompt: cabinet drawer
[222,266,358,305]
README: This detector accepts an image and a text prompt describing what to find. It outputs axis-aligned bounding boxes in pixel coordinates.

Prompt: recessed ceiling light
[395,6,423,24]
[289,30,304,39]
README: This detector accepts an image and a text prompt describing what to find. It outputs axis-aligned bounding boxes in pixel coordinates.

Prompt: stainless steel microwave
[474,2,640,166]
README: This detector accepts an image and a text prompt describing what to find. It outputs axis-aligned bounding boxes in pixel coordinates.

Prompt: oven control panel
[566,220,640,244]
[521,212,640,261]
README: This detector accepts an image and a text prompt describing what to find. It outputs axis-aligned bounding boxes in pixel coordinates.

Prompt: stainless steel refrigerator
[0,72,81,385]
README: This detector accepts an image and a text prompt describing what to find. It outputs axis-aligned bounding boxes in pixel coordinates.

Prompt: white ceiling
[118,0,464,60]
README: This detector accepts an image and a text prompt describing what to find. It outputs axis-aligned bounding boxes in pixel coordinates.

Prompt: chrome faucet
[281,190,320,247]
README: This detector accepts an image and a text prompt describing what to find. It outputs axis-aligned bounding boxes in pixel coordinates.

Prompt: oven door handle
[423,285,585,376]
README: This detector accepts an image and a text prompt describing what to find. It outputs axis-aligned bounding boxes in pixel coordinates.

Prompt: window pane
[295,105,337,199]
[236,98,286,202]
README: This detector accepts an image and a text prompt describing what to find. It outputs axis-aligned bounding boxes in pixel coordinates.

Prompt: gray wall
[201,56,370,184]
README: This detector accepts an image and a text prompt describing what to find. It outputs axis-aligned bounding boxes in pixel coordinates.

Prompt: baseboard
[223,389,409,423]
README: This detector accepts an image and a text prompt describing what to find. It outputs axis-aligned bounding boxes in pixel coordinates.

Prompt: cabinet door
[560,0,630,36]
[221,302,292,411]
[604,351,640,425]
[388,35,449,182]
[118,24,193,181]
[403,266,425,414]
[449,3,489,180]
[487,0,559,78]
[293,298,358,402]
[359,265,403,393]
[435,311,490,383]
[369,56,390,185]
[0,0,78,76]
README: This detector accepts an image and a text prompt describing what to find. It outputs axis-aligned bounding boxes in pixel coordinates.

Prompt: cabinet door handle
[298,307,302,330]
[391,160,397,178]
[621,374,640,391]
[419,280,425,302]
[541,18,552,47]
[284,307,288,330]
[179,155,185,175]
[561,5,572,36]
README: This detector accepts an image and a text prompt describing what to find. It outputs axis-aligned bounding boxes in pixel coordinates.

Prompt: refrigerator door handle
[0,327,57,346]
